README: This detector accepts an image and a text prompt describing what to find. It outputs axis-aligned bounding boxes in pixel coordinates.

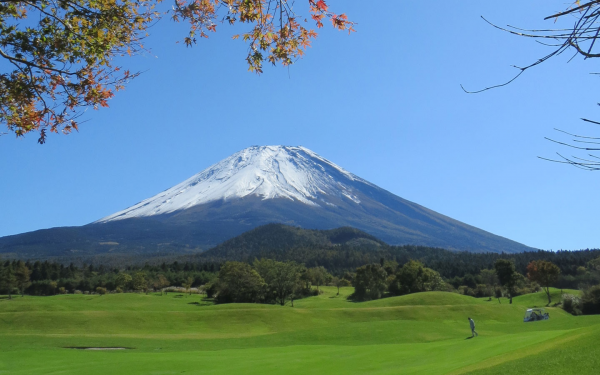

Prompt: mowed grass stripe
[462,324,600,375]
[0,331,571,375]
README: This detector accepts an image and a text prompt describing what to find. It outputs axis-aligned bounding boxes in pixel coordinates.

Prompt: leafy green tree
[382,260,399,276]
[389,260,444,295]
[182,276,194,295]
[494,287,503,304]
[289,277,306,308]
[132,272,147,292]
[306,266,331,293]
[352,264,387,301]
[49,281,58,295]
[494,259,519,304]
[154,274,169,295]
[254,259,303,306]
[115,273,132,291]
[14,261,31,296]
[0,264,16,299]
[332,276,350,295]
[1,0,353,142]
[422,268,445,291]
[215,262,265,303]
[300,269,313,291]
[479,269,499,287]
[581,285,600,315]
[480,268,500,303]
[526,260,561,305]
[391,260,423,295]
[588,256,600,272]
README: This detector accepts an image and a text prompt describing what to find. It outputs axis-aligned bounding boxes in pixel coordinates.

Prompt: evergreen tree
[0,264,16,299]
[495,259,518,304]
[14,262,31,297]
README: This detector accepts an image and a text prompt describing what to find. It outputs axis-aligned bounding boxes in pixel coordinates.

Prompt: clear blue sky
[1,1,598,250]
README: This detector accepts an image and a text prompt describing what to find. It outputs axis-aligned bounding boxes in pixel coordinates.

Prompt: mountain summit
[98,146,367,222]
[0,146,534,257]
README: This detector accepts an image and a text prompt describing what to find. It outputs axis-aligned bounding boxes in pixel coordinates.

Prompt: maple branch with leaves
[1,0,353,143]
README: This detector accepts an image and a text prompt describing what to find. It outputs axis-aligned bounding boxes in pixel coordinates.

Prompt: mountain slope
[0,146,534,257]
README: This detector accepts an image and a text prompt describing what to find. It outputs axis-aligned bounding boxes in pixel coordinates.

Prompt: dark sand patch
[65,347,133,350]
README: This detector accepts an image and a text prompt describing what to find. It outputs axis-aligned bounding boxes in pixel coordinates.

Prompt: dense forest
[0,259,219,297]
[2,224,599,314]
[193,224,600,289]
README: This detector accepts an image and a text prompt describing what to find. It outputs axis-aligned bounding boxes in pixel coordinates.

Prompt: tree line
[2,252,599,316]
[0,259,219,298]
[207,255,600,316]
[196,242,600,289]
[206,260,334,306]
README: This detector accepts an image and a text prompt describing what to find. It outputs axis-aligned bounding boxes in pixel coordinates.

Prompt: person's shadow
[465,336,474,340]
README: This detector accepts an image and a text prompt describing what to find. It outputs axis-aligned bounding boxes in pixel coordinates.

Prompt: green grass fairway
[1,287,598,374]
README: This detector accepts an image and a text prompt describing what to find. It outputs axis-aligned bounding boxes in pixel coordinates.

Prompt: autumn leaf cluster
[0,0,159,143]
[0,0,354,143]
[173,0,355,73]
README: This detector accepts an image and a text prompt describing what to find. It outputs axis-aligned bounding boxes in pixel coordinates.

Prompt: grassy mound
[512,288,579,307]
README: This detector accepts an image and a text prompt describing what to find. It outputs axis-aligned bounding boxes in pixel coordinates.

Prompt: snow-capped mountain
[98,146,365,222]
[0,146,534,257]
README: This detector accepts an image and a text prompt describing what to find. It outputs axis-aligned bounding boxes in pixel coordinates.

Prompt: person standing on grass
[468,317,478,337]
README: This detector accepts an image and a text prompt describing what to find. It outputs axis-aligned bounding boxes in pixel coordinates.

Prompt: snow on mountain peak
[98,146,368,222]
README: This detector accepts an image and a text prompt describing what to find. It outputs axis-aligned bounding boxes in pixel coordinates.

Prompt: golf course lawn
[0,287,598,374]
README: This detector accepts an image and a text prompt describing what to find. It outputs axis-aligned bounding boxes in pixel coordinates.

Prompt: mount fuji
[0,146,533,257]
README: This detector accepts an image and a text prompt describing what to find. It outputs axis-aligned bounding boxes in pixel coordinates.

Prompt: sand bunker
[66,347,132,350]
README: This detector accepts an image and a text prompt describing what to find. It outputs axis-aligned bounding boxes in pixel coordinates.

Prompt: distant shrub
[474,284,493,298]
[205,283,217,298]
[58,287,66,294]
[515,287,533,296]
[83,291,90,295]
[581,285,600,315]
[352,264,387,301]
[26,280,58,296]
[74,290,82,294]
[96,287,107,295]
[441,283,455,293]
[115,287,123,293]
[562,294,582,315]
[457,286,475,297]
[164,286,201,294]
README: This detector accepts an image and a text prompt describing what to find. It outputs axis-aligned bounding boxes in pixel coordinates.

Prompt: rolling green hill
[1,287,598,374]
[200,224,385,260]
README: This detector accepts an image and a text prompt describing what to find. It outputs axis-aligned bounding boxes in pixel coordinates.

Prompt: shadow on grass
[186,297,215,307]
[346,292,398,304]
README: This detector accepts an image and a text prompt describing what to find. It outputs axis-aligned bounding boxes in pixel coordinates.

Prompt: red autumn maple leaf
[316,0,327,11]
